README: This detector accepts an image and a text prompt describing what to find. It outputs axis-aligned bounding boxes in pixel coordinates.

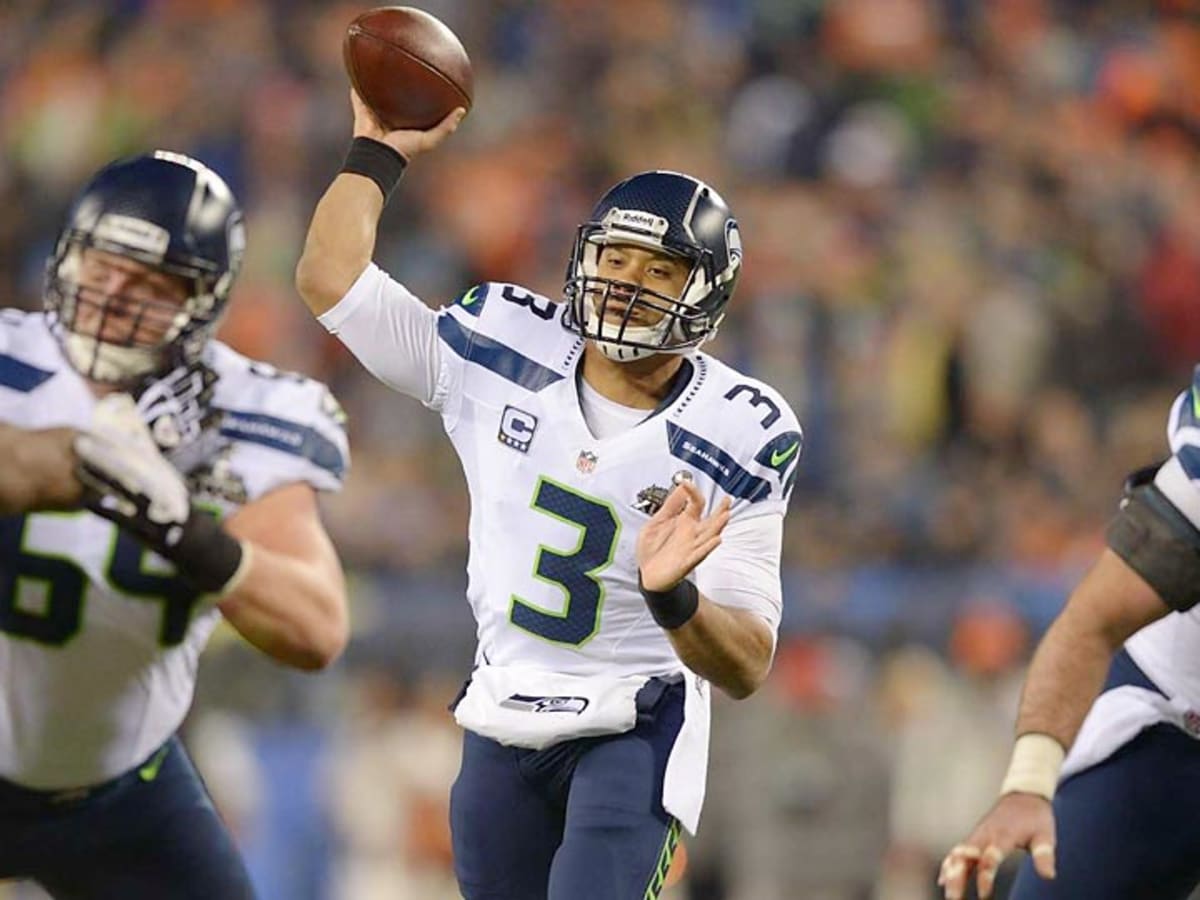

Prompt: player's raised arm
[293,90,465,316]
[0,422,83,514]
[940,461,1191,900]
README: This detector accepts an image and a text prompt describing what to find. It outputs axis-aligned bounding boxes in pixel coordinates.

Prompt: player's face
[594,244,689,326]
[72,248,189,347]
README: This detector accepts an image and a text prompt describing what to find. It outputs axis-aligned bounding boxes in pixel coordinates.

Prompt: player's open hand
[636,479,731,591]
[938,792,1056,900]
[350,89,465,161]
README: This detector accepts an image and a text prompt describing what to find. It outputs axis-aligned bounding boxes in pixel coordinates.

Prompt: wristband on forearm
[637,571,700,630]
[340,137,408,203]
[999,733,1066,801]
[167,509,250,595]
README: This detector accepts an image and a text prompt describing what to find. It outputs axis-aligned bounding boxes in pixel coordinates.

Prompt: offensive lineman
[294,93,800,900]
[940,371,1200,900]
[0,152,349,898]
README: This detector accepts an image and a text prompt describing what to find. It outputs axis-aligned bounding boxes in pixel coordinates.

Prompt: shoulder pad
[208,345,349,484]
[438,282,579,393]
[0,311,58,394]
[671,359,802,505]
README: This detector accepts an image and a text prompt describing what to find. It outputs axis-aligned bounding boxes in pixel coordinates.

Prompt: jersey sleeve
[318,263,452,410]
[214,362,350,500]
[674,371,799,641]
[0,309,57,400]
[693,511,784,643]
[1155,370,1200,527]
[673,374,803,516]
[317,267,568,431]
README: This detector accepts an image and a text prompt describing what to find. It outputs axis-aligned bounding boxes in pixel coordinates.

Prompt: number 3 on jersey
[510,478,621,646]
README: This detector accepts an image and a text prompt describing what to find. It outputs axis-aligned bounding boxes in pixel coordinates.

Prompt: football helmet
[45,151,245,385]
[563,170,742,362]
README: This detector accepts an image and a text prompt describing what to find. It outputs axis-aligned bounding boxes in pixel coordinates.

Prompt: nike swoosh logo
[461,285,482,307]
[138,746,169,783]
[770,441,800,467]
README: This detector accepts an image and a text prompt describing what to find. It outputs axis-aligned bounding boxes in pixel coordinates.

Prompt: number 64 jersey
[0,309,348,790]
[322,267,799,829]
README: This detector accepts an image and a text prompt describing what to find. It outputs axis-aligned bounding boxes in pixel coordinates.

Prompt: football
[343,6,473,131]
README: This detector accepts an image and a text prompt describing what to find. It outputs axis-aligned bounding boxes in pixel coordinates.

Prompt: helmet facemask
[47,242,219,386]
[564,226,725,363]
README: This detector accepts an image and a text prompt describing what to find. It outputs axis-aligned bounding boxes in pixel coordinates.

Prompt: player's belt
[0,739,172,812]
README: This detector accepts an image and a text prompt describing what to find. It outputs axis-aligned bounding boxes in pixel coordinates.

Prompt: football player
[0,152,349,899]
[940,377,1200,900]
[294,92,800,900]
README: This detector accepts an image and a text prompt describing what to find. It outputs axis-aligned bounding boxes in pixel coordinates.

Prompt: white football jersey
[0,309,348,789]
[322,268,799,681]
[1124,372,1200,707]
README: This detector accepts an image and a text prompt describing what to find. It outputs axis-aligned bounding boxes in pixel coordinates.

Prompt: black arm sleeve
[1107,470,1200,613]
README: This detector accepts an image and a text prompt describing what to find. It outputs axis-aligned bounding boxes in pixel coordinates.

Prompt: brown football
[343,6,473,131]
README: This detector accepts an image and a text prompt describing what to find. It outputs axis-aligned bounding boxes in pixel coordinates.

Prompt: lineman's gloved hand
[75,394,247,594]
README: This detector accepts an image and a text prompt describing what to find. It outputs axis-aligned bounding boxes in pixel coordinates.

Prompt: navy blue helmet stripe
[219,410,346,478]
[667,422,771,502]
[0,354,54,393]
[437,314,564,392]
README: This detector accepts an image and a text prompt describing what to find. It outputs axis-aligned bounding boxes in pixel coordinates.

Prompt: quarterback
[0,152,349,898]
[941,370,1200,900]
[295,93,800,900]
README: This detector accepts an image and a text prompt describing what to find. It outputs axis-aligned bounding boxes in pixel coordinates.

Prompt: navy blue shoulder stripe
[667,422,772,502]
[219,410,346,478]
[1179,445,1200,481]
[437,314,563,392]
[0,353,53,393]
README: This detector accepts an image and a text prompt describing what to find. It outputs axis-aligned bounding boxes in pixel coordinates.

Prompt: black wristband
[167,507,245,593]
[340,137,408,203]
[638,571,700,630]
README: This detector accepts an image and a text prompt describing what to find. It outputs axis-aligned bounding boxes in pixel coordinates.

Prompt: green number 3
[509,478,621,646]
[0,513,208,648]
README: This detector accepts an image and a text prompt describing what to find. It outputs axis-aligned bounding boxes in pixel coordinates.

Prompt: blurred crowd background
[2,0,1199,898]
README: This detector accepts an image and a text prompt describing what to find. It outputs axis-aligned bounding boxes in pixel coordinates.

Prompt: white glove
[77,394,191,533]
[76,394,246,593]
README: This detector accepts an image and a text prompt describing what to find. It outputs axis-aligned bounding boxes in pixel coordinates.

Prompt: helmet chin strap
[583,295,667,363]
[63,334,161,384]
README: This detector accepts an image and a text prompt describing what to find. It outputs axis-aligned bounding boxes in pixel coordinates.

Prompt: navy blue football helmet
[45,151,245,385]
[563,170,742,361]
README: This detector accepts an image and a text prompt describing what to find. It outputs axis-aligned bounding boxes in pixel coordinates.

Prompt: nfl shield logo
[576,450,598,475]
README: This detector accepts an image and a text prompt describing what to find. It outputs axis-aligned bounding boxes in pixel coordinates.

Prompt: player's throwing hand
[636,479,732,592]
[350,88,465,161]
[938,792,1057,900]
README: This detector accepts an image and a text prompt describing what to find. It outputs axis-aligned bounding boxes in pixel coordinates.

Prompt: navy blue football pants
[0,736,255,899]
[450,678,685,900]
[1012,651,1200,900]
